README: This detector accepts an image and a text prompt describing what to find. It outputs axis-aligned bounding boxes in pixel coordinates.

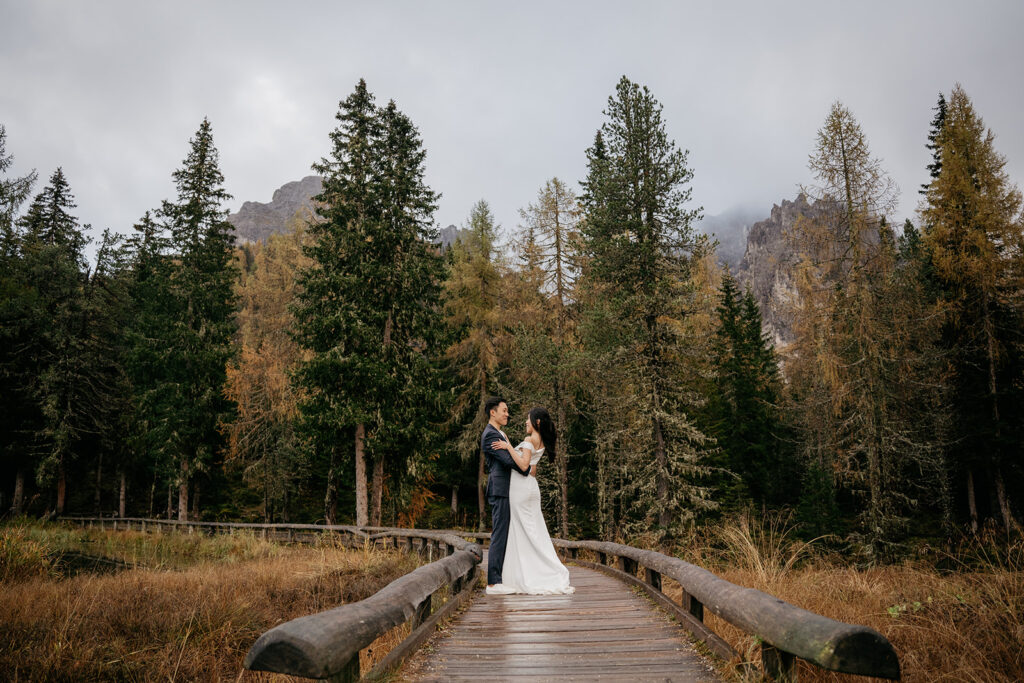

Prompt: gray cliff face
[436,224,461,250]
[228,176,461,249]
[736,194,831,349]
[227,176,323,243]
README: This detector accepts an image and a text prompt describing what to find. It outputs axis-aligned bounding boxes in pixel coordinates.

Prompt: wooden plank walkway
[410,560,719,682]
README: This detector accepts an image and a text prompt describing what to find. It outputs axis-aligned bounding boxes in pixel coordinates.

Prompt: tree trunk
[324,450,337,525]
[191,478,200,521]
[11,468,26,516]
[355,423,368,526]
[478,450,486,531]
[450,485,458,519]
[119,469,126,518]
[371,457,383,526]
[556,394,569,539]
[966,469,979,534]
[263,458,269,523]
[166,483,173,520]
[56,463,66,516]
[94,451,103,513]
[177,459,189,522]
[653,414,670,528]
[993,467,1014,534]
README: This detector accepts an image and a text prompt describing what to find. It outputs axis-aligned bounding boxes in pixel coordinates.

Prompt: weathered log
[554,539,899,680]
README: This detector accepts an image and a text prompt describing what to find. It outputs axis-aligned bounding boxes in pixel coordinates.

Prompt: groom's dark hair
[483,396,506,417]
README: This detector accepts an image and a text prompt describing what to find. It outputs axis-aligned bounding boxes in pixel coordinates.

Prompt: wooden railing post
[645,567,662,592]
[327,656,359,683]
[683,591,704,622]
[412,594,432,629]
[762,643,797,681]
[597,551,607,565]
[619,556,637,576]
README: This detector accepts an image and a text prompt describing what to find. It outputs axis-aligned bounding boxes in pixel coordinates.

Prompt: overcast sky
[3,0,1023,254]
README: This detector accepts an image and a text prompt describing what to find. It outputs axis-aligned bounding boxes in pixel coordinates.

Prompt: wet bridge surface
[411,561,719,682]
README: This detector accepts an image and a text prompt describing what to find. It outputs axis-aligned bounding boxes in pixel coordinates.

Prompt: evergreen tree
[921,84,1024,535]
[708,271,791,509]
[122,210,178,518]
[921,93,947,195]
[293,80,443,526]
[4,169,127,517]
[158,119,238,520]
[442,200,506,530]
[506,178,581,537]
[0,125,37,515]
[225,215,312,522]
[788,103,948,555]
[578,77,713,534]
[0,124,37,242]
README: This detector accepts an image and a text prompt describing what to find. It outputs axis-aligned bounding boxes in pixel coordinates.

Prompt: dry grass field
[659,514,1024,682]
[0,520,420,682]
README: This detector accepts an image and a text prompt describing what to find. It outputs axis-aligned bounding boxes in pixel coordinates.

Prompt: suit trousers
[488,494,511,585]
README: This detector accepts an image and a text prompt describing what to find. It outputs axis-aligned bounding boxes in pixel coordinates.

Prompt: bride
[486,407,574,595]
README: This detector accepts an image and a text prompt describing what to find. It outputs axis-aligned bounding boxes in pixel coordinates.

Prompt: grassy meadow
[0,520,421,681]
[658,514,1024,683]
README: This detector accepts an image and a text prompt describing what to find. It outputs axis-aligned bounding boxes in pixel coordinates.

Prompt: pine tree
[708,271,790,509]
[578,77,713,534]
[506,178,581,537]
[788,103,948,555]
[0,125,37,514]
[123,210,178,518]
[442,200,506,530]
[293,81,381,525]
[158,119,238,521]
[293,80,443,526]
[921,84,1024,535]
[0,124,37,243]
[920,93,947,195]
[6,169,126,516]
[225,215,312,522]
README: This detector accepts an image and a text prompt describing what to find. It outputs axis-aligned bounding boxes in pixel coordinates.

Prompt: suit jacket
[482,423,530,499]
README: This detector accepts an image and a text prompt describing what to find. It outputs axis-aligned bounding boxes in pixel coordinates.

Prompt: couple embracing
[481,397,574,595]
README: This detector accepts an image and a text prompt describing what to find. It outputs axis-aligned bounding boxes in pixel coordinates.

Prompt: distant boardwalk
[413,561,718,682]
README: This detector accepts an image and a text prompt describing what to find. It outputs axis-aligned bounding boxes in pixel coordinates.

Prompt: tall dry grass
[0,522,421,681]
[662,513,1024,682]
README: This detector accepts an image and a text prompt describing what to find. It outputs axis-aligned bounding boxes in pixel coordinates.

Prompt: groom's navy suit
[482,423,531,585]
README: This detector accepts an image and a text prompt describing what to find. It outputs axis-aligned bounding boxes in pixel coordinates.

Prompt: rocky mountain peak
[736,194,831,348]
[227,176,323,243]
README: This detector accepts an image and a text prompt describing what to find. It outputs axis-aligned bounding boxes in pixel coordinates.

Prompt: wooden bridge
[64,517,901,682]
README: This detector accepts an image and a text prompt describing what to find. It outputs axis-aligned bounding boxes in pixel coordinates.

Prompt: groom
[481,396,532,588]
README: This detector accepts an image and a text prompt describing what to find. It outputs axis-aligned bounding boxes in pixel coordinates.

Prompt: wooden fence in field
[61,517,900,681]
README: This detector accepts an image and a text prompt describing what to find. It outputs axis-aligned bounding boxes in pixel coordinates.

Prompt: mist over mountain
[697,204,766,271]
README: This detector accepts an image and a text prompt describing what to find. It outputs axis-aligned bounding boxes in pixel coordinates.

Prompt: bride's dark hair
[528,407,557,455]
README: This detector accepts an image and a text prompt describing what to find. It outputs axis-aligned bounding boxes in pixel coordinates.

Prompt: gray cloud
[2,0,1022,253]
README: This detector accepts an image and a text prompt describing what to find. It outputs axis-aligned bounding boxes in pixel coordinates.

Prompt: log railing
[60,518,899,680]
[552,539,901,680]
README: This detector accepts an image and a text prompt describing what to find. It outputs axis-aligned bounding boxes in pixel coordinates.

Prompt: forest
[2,76,1022,560]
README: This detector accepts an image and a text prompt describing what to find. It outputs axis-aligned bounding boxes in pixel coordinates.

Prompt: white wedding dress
[487,441,574,595]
